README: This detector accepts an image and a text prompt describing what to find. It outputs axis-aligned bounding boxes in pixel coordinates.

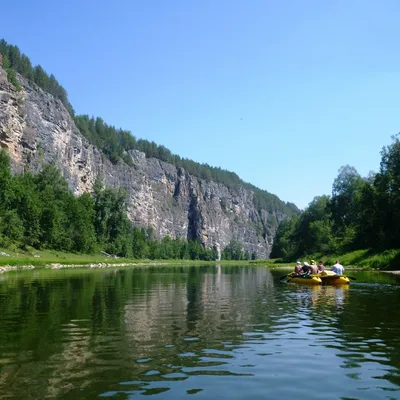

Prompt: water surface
[0,265,399,399]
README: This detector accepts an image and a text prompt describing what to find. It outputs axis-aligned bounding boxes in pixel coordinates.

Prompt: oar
[279,271,296,281]
[346,276,357,280]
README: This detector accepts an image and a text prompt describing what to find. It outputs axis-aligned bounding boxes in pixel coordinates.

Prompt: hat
[296,261,301,265]
[303,262,309,267]
[311,260,316,265]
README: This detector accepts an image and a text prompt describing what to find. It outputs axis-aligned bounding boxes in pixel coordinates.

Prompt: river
[0,265,399,399]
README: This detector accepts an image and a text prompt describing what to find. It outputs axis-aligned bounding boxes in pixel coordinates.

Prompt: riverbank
[2,247,400,274]
[0,247,253,273]
[260,248,400,271]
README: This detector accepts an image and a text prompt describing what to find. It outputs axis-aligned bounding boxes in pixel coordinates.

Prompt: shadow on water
[0,266,399,399]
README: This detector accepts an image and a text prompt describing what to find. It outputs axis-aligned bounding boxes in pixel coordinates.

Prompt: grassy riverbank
[0,247,253,268]
[2,247,399,271]
[260,249,400,271]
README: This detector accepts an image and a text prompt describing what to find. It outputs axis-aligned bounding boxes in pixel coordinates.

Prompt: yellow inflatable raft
[317,270,350,285]
[286,273,322,286]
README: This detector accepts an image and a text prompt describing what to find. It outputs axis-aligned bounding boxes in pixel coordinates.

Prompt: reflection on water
[0,266,399,399]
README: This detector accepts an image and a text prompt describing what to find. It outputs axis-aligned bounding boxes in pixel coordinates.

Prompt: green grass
[249,259,289,268]
[3,246,399,271]
[0,247,254,268]
[270,248,400,270]
[0,247,133,267]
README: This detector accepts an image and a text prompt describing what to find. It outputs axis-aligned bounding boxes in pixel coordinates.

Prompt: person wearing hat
[309,260,318,275]
[294,261,302,274]
[302,261,310,274]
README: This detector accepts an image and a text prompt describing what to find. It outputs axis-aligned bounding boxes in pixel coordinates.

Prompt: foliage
[2,54,22,91]
[0,38,298,223]
[0,39,74,114]
[0,38,301,260]
[270,215,299,259]
[221,240,248,260]
[0,149,236,260]
[73,119,298,217]
[272,134,400,268]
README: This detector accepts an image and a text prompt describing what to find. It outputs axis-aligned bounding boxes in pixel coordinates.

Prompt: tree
[374,134,400,248]
[69,193,97,253]
[331,165,364,249]
[0,149,12,206]
[11,172,42,247]
[293,196,333,254]
[270,215,299,259]
[221,240,245,260]
[93,185,131,256]
[1,54,21,90]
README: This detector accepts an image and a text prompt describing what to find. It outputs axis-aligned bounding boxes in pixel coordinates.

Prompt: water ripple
[0,267,399,399]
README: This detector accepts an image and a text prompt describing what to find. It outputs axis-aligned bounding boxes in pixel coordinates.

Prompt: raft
[317,270,350,285]
[286,273,322,286]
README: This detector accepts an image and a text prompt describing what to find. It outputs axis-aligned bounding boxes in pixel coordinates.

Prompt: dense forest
[0,39,298,218]
[0,149,251,260]
[271,134,400,260]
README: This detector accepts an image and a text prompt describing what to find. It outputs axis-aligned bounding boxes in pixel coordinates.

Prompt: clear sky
[3,0,400,209]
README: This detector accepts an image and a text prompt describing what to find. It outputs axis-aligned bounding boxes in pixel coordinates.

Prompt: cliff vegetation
[0,39,298,218]
[271,134,400,269]
[0,39,299,259]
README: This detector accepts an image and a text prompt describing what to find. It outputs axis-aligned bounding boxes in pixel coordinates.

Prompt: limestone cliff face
[0,67,289,258]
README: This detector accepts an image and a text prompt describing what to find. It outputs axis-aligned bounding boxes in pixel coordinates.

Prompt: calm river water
[0,265,400,399]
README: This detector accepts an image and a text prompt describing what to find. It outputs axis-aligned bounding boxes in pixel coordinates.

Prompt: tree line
[0,149,255,260]
[271,134,400,260]
[0,39,298,220]
[0,39,74,115]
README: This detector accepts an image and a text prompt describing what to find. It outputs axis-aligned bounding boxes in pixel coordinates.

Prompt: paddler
[302,261,310,274]
[294,261,302,274]
[309,260,318,275]
[317,261,325,272]
[331,260,344,275]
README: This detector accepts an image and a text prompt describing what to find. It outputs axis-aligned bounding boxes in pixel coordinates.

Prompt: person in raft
[294,261,303,274]
[309,260,319,275]
[331,260,344,275]
[302,261,310,274]
[317,261,325,272]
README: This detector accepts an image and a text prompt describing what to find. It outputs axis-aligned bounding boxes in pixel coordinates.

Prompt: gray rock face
[0,73,290,258]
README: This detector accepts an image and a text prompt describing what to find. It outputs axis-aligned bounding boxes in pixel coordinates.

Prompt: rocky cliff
[0,60,291,258]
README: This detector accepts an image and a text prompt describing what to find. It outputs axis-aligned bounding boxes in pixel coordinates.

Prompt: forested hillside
[0,149,255,260]
[0,39,298,218]
[271,134,400,261]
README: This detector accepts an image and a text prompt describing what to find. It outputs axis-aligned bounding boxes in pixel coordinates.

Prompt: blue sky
[3,0,400,209]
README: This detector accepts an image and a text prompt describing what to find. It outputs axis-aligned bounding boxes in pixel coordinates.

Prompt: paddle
[279,272,297,281]
[280,272,316,281]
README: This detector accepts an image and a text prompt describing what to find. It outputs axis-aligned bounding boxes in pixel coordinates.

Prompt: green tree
[0,210,24,246]
[93,184,131,256]
[221,240,245,260]
[11,173,42,247]
[69,193,97,253]
[0,149,12,206]
[270,215,299,259]
[331,165,364,250]
[374,134,400,248]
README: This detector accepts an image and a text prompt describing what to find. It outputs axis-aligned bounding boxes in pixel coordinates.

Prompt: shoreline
[0,261,180,273]
[1,262,400,275]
